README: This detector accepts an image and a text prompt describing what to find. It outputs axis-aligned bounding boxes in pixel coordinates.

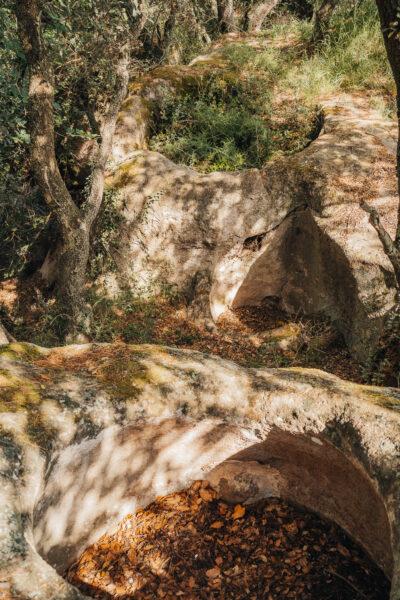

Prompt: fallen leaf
[337,544,351,557]
[210,521,224,529]
[199,488,214,502]
[232,504,246,520]
[206,567,221,579]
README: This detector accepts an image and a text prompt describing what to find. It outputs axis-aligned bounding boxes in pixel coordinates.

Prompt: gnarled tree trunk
[217,0,235,32]
[361,1,400,285]
[358,0,400,384]
[15,0,130,340]
[375,0,400,248]
[246,0,281,32]
[312,0,340,45]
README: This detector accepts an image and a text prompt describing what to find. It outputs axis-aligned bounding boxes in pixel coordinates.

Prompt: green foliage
[8,288,155,347]
[150,49,320,172]
[0,6,28,180]
[271,0,393,104]
[151,0,393,177]
[323,0,392,92]
[0,1,139,284]
[89,187,126,279]
[0,190,50,279]
[151,87,271,172]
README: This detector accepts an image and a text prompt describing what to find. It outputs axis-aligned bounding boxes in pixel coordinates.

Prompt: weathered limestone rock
[0,323,9,345]
[107,93,398,361]
[0,323,13,346]
[0,342,399,599]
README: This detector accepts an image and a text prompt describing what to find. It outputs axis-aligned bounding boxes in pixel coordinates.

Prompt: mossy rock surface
[0,342,400,598]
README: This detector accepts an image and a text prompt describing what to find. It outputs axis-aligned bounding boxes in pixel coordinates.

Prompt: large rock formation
[0,342,399,599]
[107,88,398,361]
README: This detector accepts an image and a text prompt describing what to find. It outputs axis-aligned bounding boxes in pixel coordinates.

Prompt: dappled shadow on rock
[1,342,399,598]
[217,299,362,382]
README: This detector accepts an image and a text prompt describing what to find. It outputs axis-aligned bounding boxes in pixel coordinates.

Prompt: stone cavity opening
[33,419,393,597]
[232,209,355,334]
[212,207,377,363]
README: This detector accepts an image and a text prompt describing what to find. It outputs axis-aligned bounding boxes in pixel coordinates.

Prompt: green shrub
[150,50,320,172]
[0,189,50,279]
[150,68,274,172]
[150,0,392,176]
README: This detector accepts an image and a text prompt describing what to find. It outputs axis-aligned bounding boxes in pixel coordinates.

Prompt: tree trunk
[15,0,130,340]
[57,223,91,340]
[15,0,80,233]
[312,0,340,45]
[217,0,235,32]
[355,2,400,383]
[375,0,400,248]
[160,1,177,57]
[246,0,281,32]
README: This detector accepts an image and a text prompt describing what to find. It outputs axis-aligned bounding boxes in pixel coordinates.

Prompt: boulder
[0,324,9,345]
[0,322,13,346]
[107,94,398,361]
[0,342,399,599]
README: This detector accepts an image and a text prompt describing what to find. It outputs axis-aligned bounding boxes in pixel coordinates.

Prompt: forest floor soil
[0,278,363,383]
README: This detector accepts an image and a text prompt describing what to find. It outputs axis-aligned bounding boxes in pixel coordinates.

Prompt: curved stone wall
[34,420,392,580]
[0,343,399,599]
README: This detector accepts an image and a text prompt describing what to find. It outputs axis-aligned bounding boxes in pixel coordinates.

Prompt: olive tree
[14,0,147,340]
[216,0,283,32]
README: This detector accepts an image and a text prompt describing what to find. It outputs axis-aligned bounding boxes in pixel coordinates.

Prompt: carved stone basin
[0,343,399,599]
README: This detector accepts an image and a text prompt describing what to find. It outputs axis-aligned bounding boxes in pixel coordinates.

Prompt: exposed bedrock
[106,91,398,361]
[0,343,399,598]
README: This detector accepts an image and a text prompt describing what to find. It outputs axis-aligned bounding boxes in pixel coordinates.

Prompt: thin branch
[326,568,369,600]
[360,200,400,287]
[82,45,130,229]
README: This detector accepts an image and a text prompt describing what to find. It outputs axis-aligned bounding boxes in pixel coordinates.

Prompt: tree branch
[82,45,130,229]
[360,201,400,287]
[217,0,235,32]
[15,0,80,233]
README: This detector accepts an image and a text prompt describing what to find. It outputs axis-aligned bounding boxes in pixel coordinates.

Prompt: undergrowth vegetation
[276,0,393,102]
[149,46,320,172]
[150,0,393,173]
[1,281,362,383]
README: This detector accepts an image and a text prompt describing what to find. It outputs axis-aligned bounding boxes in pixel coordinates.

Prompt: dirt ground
[0,277,363,382]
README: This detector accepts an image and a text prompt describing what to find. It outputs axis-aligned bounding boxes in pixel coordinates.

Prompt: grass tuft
[150,0,394,173]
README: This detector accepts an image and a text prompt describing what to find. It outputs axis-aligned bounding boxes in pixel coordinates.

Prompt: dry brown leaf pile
[67,481,389,600]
